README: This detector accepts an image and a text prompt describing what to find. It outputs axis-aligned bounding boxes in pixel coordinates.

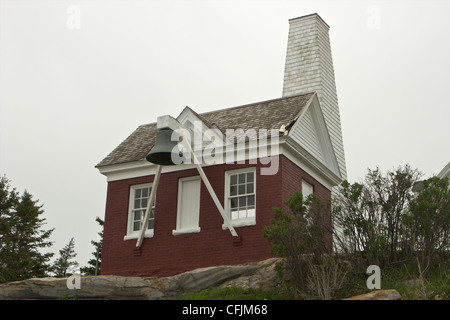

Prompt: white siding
[290,107,324,164]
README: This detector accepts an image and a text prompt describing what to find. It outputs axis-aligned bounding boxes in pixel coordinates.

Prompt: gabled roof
[288,94,341,178]
[437,161,450,179]
[96,93,314,167]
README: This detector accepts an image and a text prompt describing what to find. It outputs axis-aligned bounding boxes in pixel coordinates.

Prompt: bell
[146,129,183,165]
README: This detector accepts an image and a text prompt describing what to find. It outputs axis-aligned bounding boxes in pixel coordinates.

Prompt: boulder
[344,289,402,300]
[0,258,282,300]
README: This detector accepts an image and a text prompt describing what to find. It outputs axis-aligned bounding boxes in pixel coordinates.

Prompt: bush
[333,165,449,275]
[332,165,421,268]
[263,165,449,299]
[405,177,450,271]
[263,192,348,299]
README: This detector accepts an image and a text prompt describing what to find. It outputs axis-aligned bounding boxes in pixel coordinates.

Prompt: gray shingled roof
[96,93,314,167]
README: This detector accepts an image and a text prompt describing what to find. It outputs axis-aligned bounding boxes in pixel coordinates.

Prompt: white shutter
[302,180,314,198]
[173,176,201,235]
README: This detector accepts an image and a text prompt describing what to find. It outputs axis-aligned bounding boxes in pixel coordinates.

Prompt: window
[124,183,155,240]
[173,176,201,235]
[224,168,256,227]
[302,179,314,199]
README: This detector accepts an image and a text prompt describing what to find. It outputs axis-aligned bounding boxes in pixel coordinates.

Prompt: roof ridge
[179,106,215,129]
[198,92,316,117]
[127,92,316,128]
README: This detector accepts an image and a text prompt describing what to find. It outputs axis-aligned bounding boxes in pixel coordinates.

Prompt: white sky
[1,0,449,268]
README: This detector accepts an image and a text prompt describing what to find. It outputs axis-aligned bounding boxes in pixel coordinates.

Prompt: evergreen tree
[0,176,54,283]
[0,176,18,283]
[80,217,103,275]
[53,237,79,277]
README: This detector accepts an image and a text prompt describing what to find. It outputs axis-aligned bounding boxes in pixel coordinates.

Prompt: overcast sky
[1,0,449,268]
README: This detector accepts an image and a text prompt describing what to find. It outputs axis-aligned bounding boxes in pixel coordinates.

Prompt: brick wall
[101,155,331,277]
[281,156,331,202]
[281,156,333,251]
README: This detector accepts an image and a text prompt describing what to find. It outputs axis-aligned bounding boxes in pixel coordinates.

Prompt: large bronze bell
[146,129,183,165]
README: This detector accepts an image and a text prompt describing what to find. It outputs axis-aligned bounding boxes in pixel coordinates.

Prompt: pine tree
[0,176,18,283]
[0,176,54,283]
[53,237,79,277]
[80,217,103,275]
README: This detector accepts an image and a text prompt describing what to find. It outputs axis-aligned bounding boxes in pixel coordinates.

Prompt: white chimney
[282,14,347,180]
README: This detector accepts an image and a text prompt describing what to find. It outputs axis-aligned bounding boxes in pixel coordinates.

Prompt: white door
[173,176,201,235]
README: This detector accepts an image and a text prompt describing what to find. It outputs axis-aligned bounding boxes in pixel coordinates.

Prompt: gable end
[288,93,341,178]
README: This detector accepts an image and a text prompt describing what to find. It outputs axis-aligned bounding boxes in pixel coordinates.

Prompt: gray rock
[0,258,282,300]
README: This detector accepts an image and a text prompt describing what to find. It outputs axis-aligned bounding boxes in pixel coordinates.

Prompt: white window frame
[302,179,314,199]
[223,167,256,229]
[173,176,201,235]
[124,183,155,240]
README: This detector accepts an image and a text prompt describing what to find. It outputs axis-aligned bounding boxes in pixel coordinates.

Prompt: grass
[380,262,450,300]
[336,261,450,300]
[178,286,292,300]
[177,261,449,300]
[57,291,79,300]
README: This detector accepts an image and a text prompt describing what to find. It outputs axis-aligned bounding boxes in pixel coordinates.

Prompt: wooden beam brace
[136,164,162,248]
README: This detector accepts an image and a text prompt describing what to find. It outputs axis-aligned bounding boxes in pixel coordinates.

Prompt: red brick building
[96,14,346,277]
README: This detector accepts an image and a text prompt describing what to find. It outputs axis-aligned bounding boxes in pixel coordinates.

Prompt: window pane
[231,198,238,209]
[227,170,256,221]
[135,189,141,199]
[147,219,154,229]
[150,208,155,219]
[130,185,153,234]
[239,196,246,208]
[248,195,255,206]
[230,186,237,196]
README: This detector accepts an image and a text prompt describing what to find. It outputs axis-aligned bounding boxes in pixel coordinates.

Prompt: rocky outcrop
[0,259,405,300]
[344,289,402,300]
[0,258,282,300]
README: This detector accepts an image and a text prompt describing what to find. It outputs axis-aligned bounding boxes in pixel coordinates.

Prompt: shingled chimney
[282,14,347,179]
